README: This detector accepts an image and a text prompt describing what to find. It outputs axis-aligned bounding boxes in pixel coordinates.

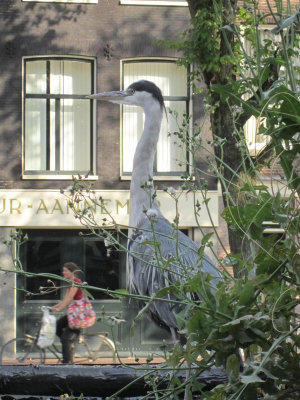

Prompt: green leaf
[134,301,153,321]
[240,183,268,192]
[201,232,214,246]
[239,282,255,306]
[212,83,260,117]
[259,65,270,86]
[268,86,300,125]
[221,314,255,330]
[155,284,181,298]
[271,12,300,34]
[113,289,129,296]
[223,254,241,266]
[226,354,241,384]
[241,373,265,384]
[222,24,236,34]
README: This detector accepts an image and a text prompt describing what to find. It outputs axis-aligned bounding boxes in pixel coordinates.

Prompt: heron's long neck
[129,104,163,228]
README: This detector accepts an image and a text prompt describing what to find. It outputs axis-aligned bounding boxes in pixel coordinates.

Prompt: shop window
[19,230,122,301]
[122,59,189,177]
[22,239,61,301]
[23,57,95,178]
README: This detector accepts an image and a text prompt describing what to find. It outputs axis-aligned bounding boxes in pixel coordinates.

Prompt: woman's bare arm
[51,287,78,312]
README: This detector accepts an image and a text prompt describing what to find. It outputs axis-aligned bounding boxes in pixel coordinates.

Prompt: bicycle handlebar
[41,306,51,311]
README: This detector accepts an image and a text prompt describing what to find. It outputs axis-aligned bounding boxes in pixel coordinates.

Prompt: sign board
[0,189,219,228]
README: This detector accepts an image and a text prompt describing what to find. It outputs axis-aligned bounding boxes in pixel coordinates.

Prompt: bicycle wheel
[74,334,116,363]
[0,337,43,365]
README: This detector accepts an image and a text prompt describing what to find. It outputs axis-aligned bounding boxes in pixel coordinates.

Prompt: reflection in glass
[84,240,120,300]
[24,240,61,300]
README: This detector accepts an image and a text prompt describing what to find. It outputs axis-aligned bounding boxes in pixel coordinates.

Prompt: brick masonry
[0,0,190,190]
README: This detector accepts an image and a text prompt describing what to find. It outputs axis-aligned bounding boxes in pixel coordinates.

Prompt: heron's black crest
[128,80,164,109]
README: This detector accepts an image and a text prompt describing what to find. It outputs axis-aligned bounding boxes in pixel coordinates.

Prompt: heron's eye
[128,88,135,95]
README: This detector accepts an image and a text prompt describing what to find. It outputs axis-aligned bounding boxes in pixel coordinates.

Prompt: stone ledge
[0,364,227,397]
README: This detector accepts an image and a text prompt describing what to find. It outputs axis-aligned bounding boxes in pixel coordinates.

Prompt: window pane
[84,240,120,300]
[63,60,92,94]
[60,99,91,170]
[50,60,91,95]
[124,62,187,96]
[24,99,47,171]
[26,61,47,94]
[157,101,187,173]
[49,99,57,170]
[24,240,61,300]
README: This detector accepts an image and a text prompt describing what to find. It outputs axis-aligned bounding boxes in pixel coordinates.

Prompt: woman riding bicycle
[51,262,83,364]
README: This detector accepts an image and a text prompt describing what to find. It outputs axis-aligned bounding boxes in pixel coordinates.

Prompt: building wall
[0,0,191,191]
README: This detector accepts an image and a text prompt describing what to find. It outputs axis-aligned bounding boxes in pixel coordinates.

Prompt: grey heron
[88,80,221,341]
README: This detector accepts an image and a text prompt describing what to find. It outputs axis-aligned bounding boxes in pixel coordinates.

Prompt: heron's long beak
[86,90,131,101]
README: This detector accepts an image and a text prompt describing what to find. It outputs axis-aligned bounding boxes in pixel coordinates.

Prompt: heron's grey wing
[128,216,221,329]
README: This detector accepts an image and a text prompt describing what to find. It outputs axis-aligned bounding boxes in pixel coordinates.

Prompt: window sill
[120,175,187,181]
[120,0,187,5]
[22,0,98,3]
[22,174,99,181]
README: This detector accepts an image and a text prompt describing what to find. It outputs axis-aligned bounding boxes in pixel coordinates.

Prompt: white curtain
[60,99,90,170]
[26,60,47,94]
[122,61,187,173]
[24,99,47,170]
[157,100,186,172]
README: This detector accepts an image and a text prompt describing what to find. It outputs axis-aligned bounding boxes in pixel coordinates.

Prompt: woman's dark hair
[63,262,81,277]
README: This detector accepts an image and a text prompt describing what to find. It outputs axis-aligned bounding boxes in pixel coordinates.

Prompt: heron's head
[86,80,165,111]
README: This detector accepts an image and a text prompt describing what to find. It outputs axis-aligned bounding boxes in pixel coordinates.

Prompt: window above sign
[121,59,190,179]
[22,56,97,180]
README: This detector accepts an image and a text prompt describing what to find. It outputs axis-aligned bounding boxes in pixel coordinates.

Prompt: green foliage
[158,1,236,84]
[156,1,300,399]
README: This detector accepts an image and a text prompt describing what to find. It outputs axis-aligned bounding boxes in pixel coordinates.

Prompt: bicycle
[0,308,116,365]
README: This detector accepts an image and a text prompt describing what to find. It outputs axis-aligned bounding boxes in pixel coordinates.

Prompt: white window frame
[242,26,278,156]
[120,0,187,5]
[22,55,97,180]
[22,0,98,3]
[120,58,191,181]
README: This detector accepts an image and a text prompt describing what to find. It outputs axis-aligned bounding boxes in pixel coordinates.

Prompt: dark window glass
[20,230,122,302]
[84,240,120,299]
[24,240,61,300]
